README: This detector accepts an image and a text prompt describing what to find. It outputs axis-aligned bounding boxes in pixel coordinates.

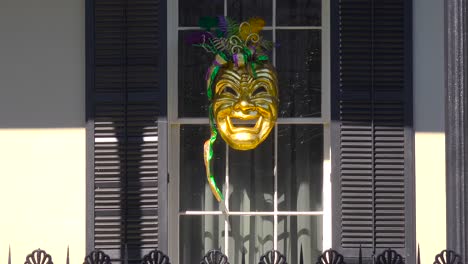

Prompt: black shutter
[331,0,414,261]
[86,0,167,263]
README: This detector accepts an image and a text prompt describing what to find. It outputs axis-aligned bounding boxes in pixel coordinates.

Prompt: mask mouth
[227,117,262,132]
[230,118,257,128]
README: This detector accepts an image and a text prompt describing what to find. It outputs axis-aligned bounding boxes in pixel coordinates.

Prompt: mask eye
[252,86,267,96]
[221,86,238,96]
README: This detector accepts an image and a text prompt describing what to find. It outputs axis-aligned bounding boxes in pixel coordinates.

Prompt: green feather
[199,16,218,31]
[226,17,239,36]
[215,29,223,38]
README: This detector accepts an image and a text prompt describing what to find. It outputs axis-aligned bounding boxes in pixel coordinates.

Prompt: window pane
[276,30,321,117]
[277,215,323,263]
[228,0,272,26]
[180,215,225,263]
[228,216,274,264]
[228,134,274,211]
[277,125,323,211]
[277,0,321,26]
[180,125,226,211]
[179,0,224,27]
[178,31,212,117]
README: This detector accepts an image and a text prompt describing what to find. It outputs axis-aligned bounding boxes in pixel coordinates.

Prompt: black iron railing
[7,246,464,264]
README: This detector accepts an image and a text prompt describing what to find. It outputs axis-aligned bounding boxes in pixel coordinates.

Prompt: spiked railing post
[417,244,420,264]
[66,246,70,264]
[124,243,128,264]
[358,245,362,264]
[300,245,304,264]
[8,245,11,264]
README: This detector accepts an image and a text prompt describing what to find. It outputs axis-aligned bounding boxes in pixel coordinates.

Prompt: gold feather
[248,17,265,34]
[239,17,265,40]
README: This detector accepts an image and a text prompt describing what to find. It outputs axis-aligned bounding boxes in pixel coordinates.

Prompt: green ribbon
[204,65,224,202]
[204,51,270,203]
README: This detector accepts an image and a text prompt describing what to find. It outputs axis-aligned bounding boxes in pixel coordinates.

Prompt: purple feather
[218,16,228,36]
[185,31,214,45]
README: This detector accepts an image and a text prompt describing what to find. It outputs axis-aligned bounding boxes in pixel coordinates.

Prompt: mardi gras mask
[213,63,278,150]
[189,16,278,202]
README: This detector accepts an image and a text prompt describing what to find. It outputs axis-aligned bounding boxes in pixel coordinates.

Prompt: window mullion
[224,142,229,256]
[272,0,278,252]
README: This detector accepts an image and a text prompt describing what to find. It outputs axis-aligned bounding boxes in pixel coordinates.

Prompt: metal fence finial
[417,244,420,264]
[66,245,70,264]
[359,244,362,264]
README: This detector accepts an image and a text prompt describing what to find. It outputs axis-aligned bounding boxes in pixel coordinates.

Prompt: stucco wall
[413,0,446,262]
[0,0,85,263]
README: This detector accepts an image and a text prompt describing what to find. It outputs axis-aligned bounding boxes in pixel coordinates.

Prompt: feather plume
[248,17,265,34]
[226,17,239,36]
[198,16,218,31]
[217,16,228,36]
[185,31,213,45]
[239,17,265,40]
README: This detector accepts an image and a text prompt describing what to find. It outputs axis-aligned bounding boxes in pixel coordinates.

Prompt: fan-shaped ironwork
[434,250,462,264]
[142,249,170,264]
[259,250,287,264]
[376,249,403,264]
[24,249,53,264]
[83,250,111,264]
[200,249,229,264]
[316,249,345,264]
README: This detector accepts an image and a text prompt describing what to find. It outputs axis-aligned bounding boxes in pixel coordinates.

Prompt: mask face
[213,63,279,150]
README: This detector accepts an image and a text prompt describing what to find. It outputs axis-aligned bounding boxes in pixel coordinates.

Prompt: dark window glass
[180,125,226,211]
[278,125,323,211]
[227,216,274,264]
[180,216,225,263]
[277,0,321,26]
[276,30,321,117]
[178,31,212,117]
[179,0,224,27]
[228,0,272,26]
[228,134,274,211]
[277,215,323,263]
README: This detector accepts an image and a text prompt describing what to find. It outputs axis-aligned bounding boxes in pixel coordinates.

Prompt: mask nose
[233,98,255,114]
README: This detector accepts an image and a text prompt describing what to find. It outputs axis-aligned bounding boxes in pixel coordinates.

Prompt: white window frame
[167,0,331,263]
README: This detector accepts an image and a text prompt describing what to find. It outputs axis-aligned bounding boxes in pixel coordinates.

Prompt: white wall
[0,0,85,263]
[413,0,446,262]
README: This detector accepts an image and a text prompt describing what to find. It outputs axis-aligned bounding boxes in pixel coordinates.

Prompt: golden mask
[213,63,278,150]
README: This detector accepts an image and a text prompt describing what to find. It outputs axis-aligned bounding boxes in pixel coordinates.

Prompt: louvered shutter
[331,0,414,260]
[86,0,167,263]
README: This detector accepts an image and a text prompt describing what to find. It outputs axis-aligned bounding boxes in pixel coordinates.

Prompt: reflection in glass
[228,216,274,264]
[179,0,224,27]
[180,216,225,263]
[228,134,274,211]
[228,0,272,25]
[278,125,323,211]
[276,30,321,117]
[180,125,226,211]
[277,216,323,263]
[178,31,212,117]
[277,0,321,26]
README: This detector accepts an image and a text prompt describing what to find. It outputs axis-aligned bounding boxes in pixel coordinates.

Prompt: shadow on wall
[0,0,85,129]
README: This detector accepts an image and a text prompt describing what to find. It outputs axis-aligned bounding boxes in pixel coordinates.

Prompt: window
[167,0,330,263]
